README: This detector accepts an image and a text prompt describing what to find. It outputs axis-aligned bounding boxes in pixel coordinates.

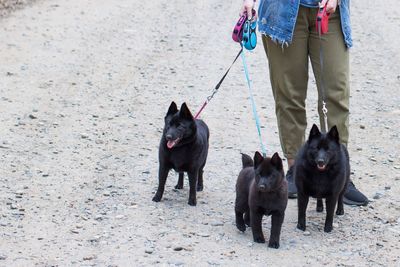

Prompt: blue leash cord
[240,48,267,157]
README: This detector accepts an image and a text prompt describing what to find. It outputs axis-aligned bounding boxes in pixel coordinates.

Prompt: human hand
[240,0,257,22]
[319,0,338,13]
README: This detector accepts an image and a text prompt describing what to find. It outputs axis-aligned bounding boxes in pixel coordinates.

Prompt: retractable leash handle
[243,19,257,50]
[232,9,256,46]
[316,5,330,34]
[232,15,246,42]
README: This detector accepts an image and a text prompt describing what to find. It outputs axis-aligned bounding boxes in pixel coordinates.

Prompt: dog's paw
[174,184,183,190]
[188,198,197,206]
[236,223,246,232]
[268,240,280,249]
[324,224,333,233]
[336,208,344,215]
[152,195,161,202]
[196,185,203,192]
[297,223,306,231]
[253,236,265,243]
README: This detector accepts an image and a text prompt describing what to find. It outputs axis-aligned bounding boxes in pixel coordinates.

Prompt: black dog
[295,124,350,233]
[235,152,288,248]
[152,102,209,206]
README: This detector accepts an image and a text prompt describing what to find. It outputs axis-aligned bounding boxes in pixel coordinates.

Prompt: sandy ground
[0,0,36,17]
[0,0,399,266]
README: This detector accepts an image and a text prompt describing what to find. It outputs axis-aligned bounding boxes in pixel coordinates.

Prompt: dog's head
[306,124,341,171]
[253,151,284,193]
[163,102,196,149]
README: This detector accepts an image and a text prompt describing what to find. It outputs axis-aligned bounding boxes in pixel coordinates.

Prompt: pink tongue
[167,140,177,149]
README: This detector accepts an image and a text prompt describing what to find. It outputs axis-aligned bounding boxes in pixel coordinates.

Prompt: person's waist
[299,0,319,8]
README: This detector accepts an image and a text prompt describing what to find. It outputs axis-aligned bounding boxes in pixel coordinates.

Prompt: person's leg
[261,6,311,164]
[309,8,368,206]
[262,6,312,198]
[308,8,349,142]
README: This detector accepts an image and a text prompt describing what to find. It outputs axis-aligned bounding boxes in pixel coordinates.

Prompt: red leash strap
[194,102,207,119]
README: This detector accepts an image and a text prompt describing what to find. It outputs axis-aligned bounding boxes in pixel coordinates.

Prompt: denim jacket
[258,0,352,48]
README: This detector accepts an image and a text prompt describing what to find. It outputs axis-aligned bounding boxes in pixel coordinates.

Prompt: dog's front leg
[297,192,309,231]
[324,195,338,232]
[187,170,198,206]
[316,198,324,212]
[235,210,246,232]
[250,209,265,243]
[269,211,284,249]
[244,211,250,226]
[235,197,248,232]
[336,190,345,215]
[196,169,204,192]
[175,172,184,189]
[152,164,170,202]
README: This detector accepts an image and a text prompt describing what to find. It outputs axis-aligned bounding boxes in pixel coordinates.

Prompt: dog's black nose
[166,134,173,140]
[317,159,325,166]
[259,184,266,190]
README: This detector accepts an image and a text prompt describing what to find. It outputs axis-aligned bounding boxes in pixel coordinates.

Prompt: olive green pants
[262,6,350,159]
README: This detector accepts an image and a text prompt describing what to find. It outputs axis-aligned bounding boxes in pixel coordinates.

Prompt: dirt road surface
[1,0,399,266]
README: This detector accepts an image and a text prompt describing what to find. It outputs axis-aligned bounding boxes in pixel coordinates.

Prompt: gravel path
[0,0,37,17]
[0,0,399,266]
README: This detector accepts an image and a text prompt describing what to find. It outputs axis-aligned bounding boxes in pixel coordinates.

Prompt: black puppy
[295,124,350,233]
[152,102,209,206]
[235,152,288,248]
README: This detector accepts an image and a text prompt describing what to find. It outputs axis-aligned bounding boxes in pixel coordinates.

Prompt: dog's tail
[241,153,254,168]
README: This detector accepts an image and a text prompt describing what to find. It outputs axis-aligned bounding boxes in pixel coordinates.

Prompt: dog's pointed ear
[253,151,264,168]
[328,125,340,143]
[179,102,194,120]
[308,124,321,141]
[271,152,283,170]
[166,101,178,116]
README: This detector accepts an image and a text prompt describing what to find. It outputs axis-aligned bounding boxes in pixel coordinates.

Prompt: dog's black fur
[152,102,209,206]
[235,152,288,248]
[295,124,350,233]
